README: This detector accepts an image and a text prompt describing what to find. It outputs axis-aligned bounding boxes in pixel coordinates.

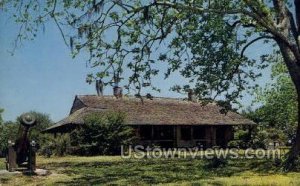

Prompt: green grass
[0,156,299,185]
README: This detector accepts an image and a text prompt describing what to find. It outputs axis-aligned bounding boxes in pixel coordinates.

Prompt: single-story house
[44,95,255,148]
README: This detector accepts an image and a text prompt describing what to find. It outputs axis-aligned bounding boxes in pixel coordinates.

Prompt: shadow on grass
[0,176,11,185]
[38,157,284,185]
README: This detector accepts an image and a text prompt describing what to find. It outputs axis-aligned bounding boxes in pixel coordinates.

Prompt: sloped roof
[45,95,255,133]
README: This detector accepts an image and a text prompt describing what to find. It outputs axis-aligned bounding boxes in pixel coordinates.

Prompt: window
[181,126,191,140]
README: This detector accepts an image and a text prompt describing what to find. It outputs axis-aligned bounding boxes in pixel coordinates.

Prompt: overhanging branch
[50,0,69,47]
[241,36,275,58]
[155,1,249,15]
[294,0,300,32]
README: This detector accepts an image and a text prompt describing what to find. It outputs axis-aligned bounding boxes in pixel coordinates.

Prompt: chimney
[188,89,194,101]
[96,79,104,96]
[113,86,122,98]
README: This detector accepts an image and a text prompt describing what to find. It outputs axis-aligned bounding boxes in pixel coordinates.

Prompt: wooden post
[211,126,216,146]
[7,144,17,172]
[173,126,177,147]
[151,125,154,142]
[204,126,216,147]
[223,126,233,147]
[176,126,181,147]
[205,127,211,147]
[137,126,141,139]
[191,126,194,142]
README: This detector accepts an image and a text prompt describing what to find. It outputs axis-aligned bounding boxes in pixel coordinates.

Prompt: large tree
[2,0,300,169]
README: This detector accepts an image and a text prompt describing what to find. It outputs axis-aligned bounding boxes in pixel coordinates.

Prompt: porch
[135,125,234,148]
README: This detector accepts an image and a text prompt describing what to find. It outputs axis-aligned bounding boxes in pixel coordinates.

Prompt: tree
[18,111,54,150]
[0,121,18,157]
[253,54,297,142]
[70,112,135,155]
[2,0,300,169]
[0,108,4,125]
[0,111,54,156]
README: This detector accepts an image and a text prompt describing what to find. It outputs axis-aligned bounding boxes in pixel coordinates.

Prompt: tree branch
[241,36,275,58]
[50,0,69,47]
[154,1,294,56]
[155,1,249,15]
[293,0,300,50]
[295,0,300,32]
[287,8,299,47]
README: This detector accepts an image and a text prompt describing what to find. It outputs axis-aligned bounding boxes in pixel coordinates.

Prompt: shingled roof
[45,95,255,133]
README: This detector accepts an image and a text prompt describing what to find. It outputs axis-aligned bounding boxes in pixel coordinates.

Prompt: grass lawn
[0,156,299,185]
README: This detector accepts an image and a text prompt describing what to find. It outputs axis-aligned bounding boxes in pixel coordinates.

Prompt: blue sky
[0,11,272,122]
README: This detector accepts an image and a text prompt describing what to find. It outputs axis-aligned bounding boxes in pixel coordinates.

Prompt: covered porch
[135,125,234,148]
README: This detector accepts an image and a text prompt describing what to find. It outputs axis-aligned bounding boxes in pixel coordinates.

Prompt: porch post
[151,125,154,142]
[176,126,181,147]
[173,126,177,147]
[191,126,194,146]
[205,127,211,147]
[211,126,216,146]
[205,126,216,147]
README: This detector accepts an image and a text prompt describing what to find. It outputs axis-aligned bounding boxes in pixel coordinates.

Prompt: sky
[0,9,273,122]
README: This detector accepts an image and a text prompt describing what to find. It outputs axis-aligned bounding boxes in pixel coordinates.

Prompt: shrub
[205,157,228,168]
[230,127,287,149]
[227,140,244,148]
[251,130,268,149]
[0,121,18,157]
[70,111,135,155]
[53,134,71,156]
[40,134,71,157]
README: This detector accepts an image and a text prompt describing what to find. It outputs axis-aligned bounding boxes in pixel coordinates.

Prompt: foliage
[230,125,288,149]
[205,156,228,168]
[0,108,5,155]
[19,111,54,151]
[230,55,297,150]
[0,121,18,157]
[38,133,71,157]
[0,108,3,125]
[239,55,298,149]
[70,112,135,155]
[1,0,276,101]
[253,56,297,141]
[54,134,71,156]
[0,111,54,157]
[228,127,252,149]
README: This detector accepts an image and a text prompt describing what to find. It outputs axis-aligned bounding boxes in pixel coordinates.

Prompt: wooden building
[45,95,255,148]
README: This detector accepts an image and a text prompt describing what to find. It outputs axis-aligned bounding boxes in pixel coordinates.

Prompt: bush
[20,111,54,152]
[251,130,268,149]
[227,140,244,148]
[251,129,286,149]
[227,127,252,149]
[39,134,71,157]
[230,127,287,149]
[0,121,18,157]
[205,157,228,168]
[70,111,135,155]
[54,134,71,156]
